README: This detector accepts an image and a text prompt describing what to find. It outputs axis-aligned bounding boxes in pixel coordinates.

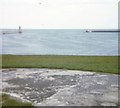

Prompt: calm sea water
[1,29,118,55]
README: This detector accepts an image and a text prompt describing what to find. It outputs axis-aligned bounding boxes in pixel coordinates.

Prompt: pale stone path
[1,68,119,106]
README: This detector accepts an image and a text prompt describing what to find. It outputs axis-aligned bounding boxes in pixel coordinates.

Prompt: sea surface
[1,29,118,55]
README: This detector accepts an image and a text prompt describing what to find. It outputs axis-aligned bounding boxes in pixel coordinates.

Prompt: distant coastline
[86,29,120,33]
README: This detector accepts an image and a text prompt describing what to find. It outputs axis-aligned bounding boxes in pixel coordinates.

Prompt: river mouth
[1,68,119,106]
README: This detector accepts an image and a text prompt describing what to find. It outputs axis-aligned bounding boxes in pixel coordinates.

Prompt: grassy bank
[1,55,119,74]
[1,94,34,107]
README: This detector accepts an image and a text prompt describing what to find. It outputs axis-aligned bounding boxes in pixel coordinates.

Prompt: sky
[0,0,119,29]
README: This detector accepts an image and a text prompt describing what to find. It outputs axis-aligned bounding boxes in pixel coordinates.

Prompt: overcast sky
[0,0,119,29]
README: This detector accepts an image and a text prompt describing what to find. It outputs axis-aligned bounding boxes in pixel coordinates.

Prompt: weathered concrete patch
[1,68,119,106]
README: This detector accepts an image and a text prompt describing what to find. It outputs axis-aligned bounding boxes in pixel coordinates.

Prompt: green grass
[1,94,34,107]
[1,55,119,74]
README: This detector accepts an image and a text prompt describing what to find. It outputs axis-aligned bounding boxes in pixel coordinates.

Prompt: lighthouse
[19,26,22,33]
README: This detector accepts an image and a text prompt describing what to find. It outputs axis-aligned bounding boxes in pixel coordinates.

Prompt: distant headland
[86,29,120,33]
[2,26,22,35]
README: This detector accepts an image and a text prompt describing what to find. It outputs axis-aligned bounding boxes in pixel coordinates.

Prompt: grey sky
[0,0,119,29]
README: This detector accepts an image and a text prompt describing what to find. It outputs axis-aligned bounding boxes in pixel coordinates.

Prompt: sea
[0,29,119,55]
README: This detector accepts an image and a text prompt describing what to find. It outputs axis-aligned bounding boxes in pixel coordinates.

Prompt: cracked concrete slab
[1,68,119,106]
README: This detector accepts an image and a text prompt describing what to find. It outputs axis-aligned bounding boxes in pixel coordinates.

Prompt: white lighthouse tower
[19,26,22,33]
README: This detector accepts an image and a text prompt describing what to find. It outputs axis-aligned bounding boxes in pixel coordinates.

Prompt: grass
[1,94,34,107]
[1,55,119,74]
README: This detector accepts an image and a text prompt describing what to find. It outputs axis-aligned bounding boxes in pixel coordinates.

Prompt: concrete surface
[1,68,119,106]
